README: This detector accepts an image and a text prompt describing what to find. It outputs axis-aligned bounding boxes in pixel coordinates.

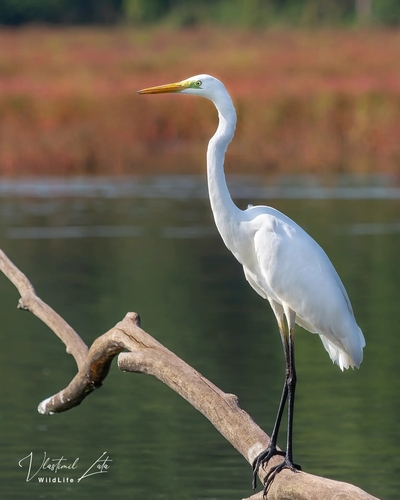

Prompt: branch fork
[0,249,378,500]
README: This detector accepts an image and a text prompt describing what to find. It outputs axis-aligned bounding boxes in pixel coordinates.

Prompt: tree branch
[0,249,379,500]
[0,249,88,370]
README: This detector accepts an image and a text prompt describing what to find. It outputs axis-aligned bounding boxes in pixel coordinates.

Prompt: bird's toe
[251,446,285,490]
[262,457,301,495]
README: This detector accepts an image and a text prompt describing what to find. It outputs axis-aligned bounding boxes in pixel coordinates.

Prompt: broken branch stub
[0,249,380,500]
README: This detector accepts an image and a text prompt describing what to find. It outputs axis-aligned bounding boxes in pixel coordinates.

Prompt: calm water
[0,175,399,499]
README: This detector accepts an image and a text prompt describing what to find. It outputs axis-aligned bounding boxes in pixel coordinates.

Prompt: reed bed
[1,26,400,175]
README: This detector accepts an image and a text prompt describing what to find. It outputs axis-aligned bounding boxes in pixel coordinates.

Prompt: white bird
[136,75,366,494]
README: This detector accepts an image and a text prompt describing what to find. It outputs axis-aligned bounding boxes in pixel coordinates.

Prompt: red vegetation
[1,26,400,175]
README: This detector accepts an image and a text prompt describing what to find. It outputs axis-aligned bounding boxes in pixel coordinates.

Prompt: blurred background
[0,2,399,500]
[1,0,400,175]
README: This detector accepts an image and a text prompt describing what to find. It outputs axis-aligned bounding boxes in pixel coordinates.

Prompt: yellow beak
[135,81,188,94]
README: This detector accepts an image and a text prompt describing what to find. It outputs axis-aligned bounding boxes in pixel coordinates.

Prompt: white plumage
[137,74,365,492]
[241,205,364,370]
[193,74,365,370]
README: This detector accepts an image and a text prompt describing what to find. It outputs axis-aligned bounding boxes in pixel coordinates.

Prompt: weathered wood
[0,248,379,500]
[0,249,88,369]
[117,322,378,500]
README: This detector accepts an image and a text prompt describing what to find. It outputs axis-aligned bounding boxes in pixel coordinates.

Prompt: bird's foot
[251,445,284,490]
[262,457,301,497]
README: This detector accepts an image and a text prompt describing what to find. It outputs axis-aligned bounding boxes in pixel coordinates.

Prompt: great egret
[136,75,365,494]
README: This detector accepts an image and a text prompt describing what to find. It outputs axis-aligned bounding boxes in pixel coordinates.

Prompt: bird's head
[136,74,226,102]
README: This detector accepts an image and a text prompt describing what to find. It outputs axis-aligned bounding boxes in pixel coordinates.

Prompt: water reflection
[1,173,400,200]
[0,175,399,500]
[8,225,143,239]
[346,222,400,235]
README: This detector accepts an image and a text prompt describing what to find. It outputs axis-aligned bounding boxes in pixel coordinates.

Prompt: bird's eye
[195,80,202,87]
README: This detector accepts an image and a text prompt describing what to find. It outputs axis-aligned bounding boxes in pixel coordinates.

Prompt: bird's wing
[249,211,364,369]
[250,209,355,335]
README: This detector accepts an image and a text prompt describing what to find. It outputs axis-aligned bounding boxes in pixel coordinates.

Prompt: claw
[263,457,301,496]
[251,446,285,490]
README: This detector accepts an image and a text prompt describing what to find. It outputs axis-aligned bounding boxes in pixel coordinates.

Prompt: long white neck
[206,93,241,245]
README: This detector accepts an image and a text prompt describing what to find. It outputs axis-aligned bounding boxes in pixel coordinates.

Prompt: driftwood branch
[0,249,88,370]
[0,249,379,500]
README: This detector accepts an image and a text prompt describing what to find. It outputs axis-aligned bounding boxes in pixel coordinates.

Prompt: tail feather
[319,330,364,371]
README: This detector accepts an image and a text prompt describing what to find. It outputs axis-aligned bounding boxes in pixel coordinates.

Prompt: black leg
[251,382,287,490]
[287,325,297,463]
[252,322,289,490]
[252,319,301,495]
[262,325,301,494]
